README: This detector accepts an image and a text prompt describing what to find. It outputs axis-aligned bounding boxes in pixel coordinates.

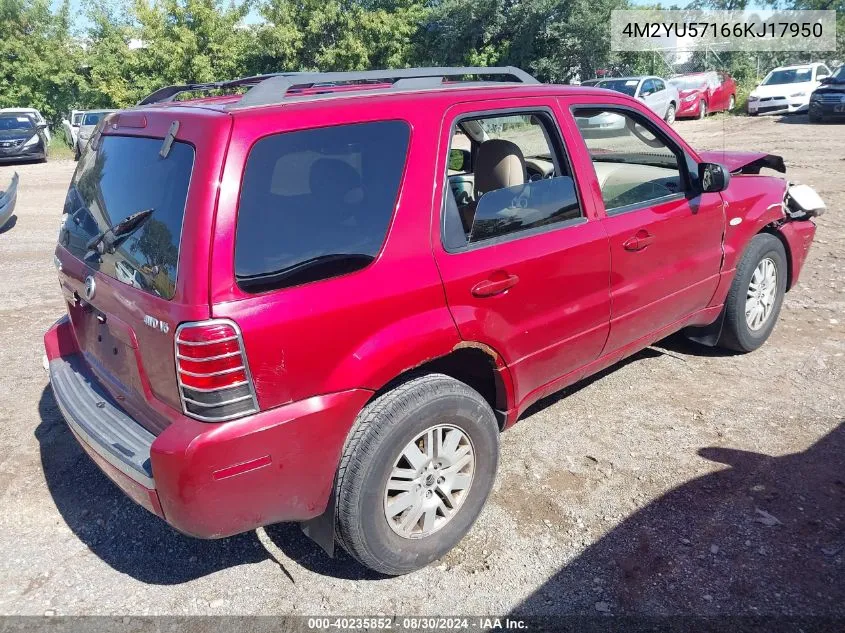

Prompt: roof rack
[237,67,539,108]
[137,73,306,106]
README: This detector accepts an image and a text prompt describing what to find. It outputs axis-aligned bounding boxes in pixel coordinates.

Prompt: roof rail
[137,73,305,106]
[236,67,539,108]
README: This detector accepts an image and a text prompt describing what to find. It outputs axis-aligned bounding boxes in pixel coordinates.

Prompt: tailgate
[54,108,232,434]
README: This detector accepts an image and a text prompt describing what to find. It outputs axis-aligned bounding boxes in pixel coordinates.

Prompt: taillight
[175,319,258,422]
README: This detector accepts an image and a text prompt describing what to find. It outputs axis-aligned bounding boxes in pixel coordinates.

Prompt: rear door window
[60,135,195,299]
[234,120,410,293]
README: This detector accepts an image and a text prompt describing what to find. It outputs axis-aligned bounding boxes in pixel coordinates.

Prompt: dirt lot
[0,114,842,618]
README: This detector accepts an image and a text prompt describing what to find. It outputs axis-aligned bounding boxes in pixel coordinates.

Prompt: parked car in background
[594,76,679,123]
[45,67,823,576]
[748,63,831,116]
[0,107,51,144]
[809,65,845,123]
[0,112,48,163]
[669,71,737,119]
[579,78,601,87]
[0,172,18,231]
[75,110,117,160]
[62,109,84,147]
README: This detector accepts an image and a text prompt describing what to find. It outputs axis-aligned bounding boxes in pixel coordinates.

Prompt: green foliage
[0,0,839,131]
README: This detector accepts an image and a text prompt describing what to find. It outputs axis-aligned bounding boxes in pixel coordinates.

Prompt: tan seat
[459,139,527,233]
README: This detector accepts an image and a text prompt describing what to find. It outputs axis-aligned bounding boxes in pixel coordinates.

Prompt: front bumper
[748,97,809,116]
[0,139,45,162]
[809,100,845,119]
[45,317,372,538]
[676,99,702,117]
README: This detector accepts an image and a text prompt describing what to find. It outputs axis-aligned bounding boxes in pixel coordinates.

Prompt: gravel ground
[0,114,842,618]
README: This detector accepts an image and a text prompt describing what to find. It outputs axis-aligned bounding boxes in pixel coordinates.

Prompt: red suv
[45,67,823,575]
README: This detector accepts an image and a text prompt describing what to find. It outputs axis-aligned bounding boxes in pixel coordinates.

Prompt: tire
[728,95,736,111]
[665,103,676,125]
[335,373,499,575]
[718,233,787,353]
[698,100,707,120]
[74,145,80,161]
[809,111,822,124]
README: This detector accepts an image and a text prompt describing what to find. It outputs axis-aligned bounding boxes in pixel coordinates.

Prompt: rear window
[59,135,194,299]
[234,120,410,293]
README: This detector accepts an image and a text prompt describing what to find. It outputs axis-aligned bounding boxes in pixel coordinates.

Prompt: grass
[47,135,75,161]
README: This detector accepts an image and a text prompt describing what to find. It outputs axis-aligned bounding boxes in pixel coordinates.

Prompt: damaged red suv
[45,67,824,575]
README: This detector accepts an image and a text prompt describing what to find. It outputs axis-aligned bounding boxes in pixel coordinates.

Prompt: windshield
[82,112,107,126]
[669,76,706,91]
[596,79,639,96]
[762,68,813,85]
[59,135,195,299]
[0,115,34,132]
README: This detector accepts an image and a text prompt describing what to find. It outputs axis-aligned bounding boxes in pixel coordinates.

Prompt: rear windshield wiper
[237,253,374,292]
[86,208,154,254]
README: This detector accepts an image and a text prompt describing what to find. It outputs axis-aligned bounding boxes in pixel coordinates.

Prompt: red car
[670,71,737,119]
[45,67,823,575]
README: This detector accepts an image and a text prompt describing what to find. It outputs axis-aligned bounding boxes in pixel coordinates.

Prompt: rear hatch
[55,107,232,434]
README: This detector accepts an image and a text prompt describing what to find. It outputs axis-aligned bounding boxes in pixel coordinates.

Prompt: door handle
[623,230,655,252]
[472,274,520,297]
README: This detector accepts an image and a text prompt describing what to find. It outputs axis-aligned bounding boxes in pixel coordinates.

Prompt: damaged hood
[697,150,786,175]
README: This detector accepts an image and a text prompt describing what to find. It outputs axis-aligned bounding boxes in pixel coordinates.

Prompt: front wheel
[698,101,708,120]
[665,103,676,125]
[335,374,500,575]
[718,233,787,353]
[728,95,736,111]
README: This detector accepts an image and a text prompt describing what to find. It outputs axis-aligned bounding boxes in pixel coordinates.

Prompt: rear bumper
[45,316,372,538]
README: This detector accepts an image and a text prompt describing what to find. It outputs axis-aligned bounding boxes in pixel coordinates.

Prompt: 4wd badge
[144,315,170,334]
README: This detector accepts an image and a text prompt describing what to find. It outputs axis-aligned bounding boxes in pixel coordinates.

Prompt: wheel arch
[372,344,514,430]
[760,225,794,290]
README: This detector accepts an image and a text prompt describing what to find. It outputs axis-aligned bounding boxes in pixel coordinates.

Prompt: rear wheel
[665,103,677,125]
[335,374,499,575]
[718,233,787,353]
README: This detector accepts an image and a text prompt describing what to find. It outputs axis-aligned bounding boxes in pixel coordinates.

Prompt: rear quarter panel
[209,96,462,410]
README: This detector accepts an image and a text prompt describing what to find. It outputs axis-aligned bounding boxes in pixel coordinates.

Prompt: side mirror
[37,123,48,130]
[448,148,471,172]
[819,76,832,85]
[698,162,730,193]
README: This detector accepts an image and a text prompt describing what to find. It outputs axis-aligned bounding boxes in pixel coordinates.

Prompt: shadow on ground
[511,422,845,616]
[36,384,384,583]
[35,332,739,585]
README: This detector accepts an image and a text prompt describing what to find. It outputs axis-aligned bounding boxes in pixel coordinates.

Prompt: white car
[61,110,84,147]
[0,107,51,144]
[748,63,832,116]
[593,76,680,123]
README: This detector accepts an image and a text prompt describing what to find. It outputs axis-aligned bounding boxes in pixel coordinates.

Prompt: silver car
[594,76,680,124]
[75,110,117,160]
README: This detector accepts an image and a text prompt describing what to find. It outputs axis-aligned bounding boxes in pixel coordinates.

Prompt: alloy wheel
[745,257,778,331]
[384,424,475,539]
